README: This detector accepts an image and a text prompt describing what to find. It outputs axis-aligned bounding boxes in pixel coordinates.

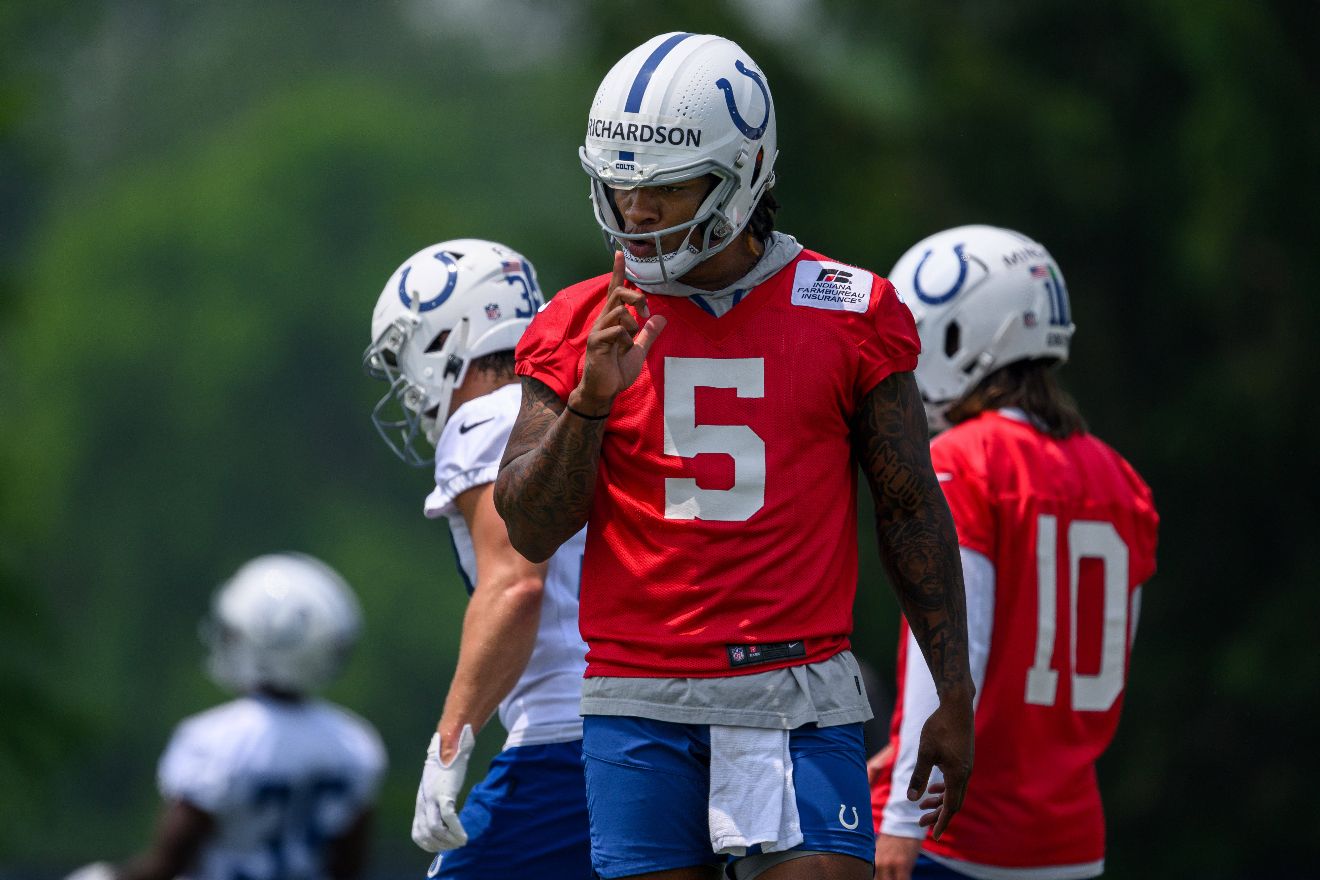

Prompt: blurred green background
[2,1,1317,877]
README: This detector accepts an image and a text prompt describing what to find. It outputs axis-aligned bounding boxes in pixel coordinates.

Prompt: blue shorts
[425,739,590,880]
[912,854,973,877]
[581,716,874,879]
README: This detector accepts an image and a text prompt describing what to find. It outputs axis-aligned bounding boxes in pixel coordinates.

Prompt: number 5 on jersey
[662,357,765,522]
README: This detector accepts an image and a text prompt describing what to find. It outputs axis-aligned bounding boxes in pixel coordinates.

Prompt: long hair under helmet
[580,32,779,285]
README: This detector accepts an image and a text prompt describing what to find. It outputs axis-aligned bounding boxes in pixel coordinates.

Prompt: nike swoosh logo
[458,418,494,435]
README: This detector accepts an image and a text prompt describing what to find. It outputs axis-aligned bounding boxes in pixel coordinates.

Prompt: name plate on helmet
[791,261,872,313]
[586,116,704,150]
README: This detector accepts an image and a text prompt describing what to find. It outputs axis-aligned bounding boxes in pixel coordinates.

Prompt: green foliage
[1,2,1316,876]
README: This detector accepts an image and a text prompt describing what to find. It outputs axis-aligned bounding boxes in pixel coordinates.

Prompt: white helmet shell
[364,239,543,465]
[204,553,362,696]
[580,32,778,284]
[890,225,1075,428]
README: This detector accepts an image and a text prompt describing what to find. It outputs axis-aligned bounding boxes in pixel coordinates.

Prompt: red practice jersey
[870,411,1159,876]
[515,249,919,678]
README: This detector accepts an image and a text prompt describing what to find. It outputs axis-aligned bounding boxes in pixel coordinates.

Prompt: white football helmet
[580,32,778,284]
[203,554,362,695]
[890,225,1075,430]
[364,239,543,466]
[64,863,117,880]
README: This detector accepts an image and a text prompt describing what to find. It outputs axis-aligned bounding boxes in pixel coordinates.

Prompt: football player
[364,240,590,878]
[66,554,385,880]
[494,33,973,880]
[869,225,1160,880]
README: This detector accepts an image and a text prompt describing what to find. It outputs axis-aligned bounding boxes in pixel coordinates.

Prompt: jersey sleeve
[156,718,235,814]
[424,393,516,519]
[872,546,994,839]
[929,431,995,556]
[338,710,388,808]
[1118,454,1160,587]
[514,293,580,402]
[855,278,921,397]
[872,622,938,839]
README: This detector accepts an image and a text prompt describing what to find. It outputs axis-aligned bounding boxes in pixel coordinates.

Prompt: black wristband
[565,403,610,421]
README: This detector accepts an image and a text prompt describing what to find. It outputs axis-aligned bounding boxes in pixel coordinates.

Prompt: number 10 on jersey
[1026,515,1138,712]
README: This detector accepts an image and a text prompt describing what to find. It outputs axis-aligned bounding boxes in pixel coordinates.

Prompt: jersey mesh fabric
[157,696,386,880]
[515,248,919,678]
[424,384,588,749]
[871,412,1158,872]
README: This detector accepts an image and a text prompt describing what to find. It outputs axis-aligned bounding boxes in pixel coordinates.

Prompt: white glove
[65,864,117,880]
[411,725,475,852]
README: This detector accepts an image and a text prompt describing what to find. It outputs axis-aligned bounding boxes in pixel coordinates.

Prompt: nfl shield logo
[731,646,746,663]
[485,303,502,320]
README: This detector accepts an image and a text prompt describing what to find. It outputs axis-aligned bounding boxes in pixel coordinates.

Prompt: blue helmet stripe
[618,32,693,162]
[1053,266,1071,325]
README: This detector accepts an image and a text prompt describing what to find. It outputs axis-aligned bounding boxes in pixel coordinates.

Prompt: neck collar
[636,233,803,299]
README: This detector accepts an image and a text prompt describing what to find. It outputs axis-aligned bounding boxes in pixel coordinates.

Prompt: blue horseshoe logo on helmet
[715,60,770,140]
[912,244,969,305]
[398,251,460,313]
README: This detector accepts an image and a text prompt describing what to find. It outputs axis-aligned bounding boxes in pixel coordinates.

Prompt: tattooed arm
[495,252,667,562]
[495,376,606,562]
[854,370,974,840]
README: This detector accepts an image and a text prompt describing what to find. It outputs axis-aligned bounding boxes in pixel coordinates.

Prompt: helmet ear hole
[426,330,451,354]
[944,321,961,358]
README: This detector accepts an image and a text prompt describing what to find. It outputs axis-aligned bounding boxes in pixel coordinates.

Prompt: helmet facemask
[200,616,248,693]
[579,33,779,288]
[366,240,542,466]
[363,316,471,467]
[584,157,748,285]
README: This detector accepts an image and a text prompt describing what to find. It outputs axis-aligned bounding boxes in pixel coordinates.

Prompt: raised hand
[569,251,667,417]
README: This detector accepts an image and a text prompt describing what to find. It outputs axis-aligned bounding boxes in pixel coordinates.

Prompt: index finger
[610,249,626,292]
[607,249,650,318]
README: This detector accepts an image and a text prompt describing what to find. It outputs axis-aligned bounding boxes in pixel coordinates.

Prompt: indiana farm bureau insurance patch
[790,261,873,313]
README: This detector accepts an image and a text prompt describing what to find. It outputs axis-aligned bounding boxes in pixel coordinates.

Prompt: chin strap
[635,232,802,299]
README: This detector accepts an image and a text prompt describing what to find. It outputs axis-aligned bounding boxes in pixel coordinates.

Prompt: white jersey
[156,695,386,880]
[424,382,588,749]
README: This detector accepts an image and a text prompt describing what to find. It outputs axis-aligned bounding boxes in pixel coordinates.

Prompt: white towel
[708,725,804,856]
